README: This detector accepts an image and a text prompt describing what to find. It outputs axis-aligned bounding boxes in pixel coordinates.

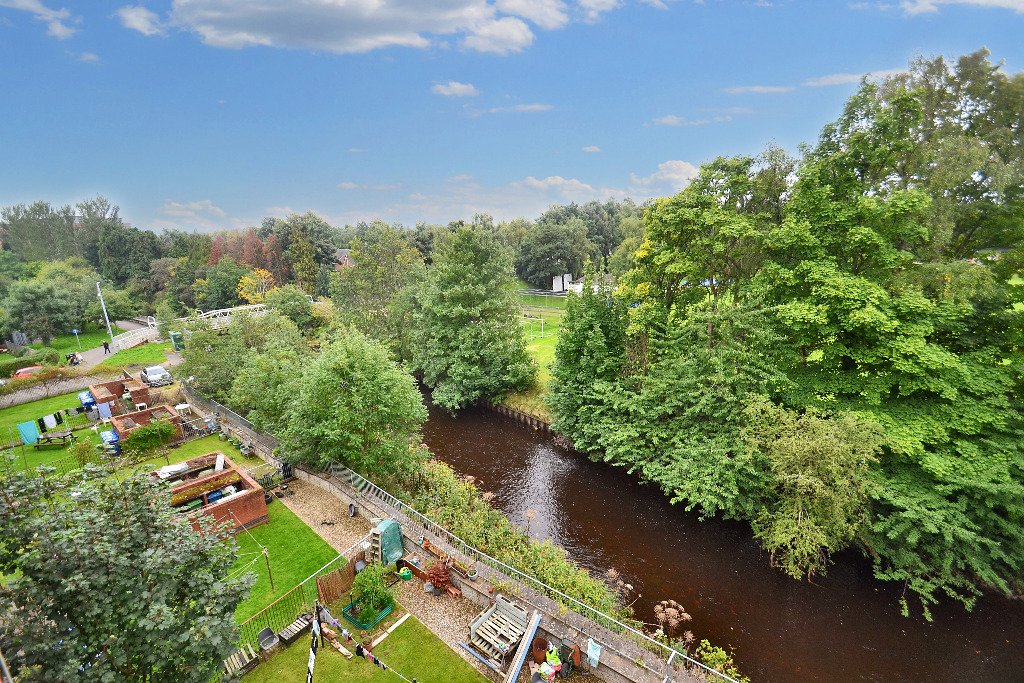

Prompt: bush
[0,348,60,378]
[352,562,395,614]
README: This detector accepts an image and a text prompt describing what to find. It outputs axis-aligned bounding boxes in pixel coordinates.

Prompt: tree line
[550,50,1024,619]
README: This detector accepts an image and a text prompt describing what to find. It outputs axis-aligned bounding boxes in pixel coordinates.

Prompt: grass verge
[29,325,125,354]
[97,343,173,369]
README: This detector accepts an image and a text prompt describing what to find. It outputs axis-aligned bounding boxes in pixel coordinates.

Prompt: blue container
[206,490,223,504]
[99,430,119,444]
[78,390,95,408]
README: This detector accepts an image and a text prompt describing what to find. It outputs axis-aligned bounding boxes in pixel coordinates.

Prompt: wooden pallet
[468,596,529,660]
[279,614,312,645]
[223,642,258,676]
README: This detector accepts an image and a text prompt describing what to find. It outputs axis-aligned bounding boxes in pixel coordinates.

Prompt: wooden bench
[278,614,312,644]
[468,595,529,662]
[223,642,258,676]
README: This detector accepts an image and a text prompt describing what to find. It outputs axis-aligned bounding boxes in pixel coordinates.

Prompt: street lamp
[96,282,119,353]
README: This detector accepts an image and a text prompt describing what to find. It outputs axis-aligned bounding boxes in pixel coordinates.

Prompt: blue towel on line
[17,421,40,445]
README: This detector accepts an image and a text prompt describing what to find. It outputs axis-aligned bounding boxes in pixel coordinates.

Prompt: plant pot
[467,569,478,581]
[532,637,548,664]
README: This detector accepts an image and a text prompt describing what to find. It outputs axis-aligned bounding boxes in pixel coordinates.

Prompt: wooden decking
[468,595,530,663]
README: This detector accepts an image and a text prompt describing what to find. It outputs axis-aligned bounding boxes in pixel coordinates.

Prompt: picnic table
[34,429,75,449]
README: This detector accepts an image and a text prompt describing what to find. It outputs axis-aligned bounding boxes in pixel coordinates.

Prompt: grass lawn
[0,390,86,439]
[29,325,125,355]
[97,342,173,369]
[232,501,340,622]
[243,614,487,683]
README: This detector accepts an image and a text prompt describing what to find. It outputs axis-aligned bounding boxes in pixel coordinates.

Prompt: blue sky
[1,0,1022,232]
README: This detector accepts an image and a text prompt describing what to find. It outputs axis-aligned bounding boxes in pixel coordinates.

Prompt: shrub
[352,562,395,614]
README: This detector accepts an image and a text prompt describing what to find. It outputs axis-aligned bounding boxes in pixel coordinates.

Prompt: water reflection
[421,401,1024,682]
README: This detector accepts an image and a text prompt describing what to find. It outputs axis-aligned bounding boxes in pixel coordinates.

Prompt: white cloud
[0,0,76,39]
[901,0,1024,14]
[349,148,368,153]
[495,0,569,29]
[153,199,245,231]
[582,145,601,152]
[628,160,699,195]
[723,84,796,94]
[431,80,480,97]
[803,68,905,87]
[115,5,165,36]
[519,175,595,194]
[162,0,544,55]
[338,182,399,191]
[489,103,553,113]
[462,16,534,53]
[577,0,620,22]
[78,51,99,62]
[651,114,733,126]
[265,206,294,217]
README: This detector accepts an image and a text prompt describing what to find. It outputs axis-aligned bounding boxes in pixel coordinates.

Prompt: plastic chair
[257,627,279,651]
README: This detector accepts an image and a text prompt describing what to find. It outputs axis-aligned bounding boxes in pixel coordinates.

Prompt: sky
[1,0,1022,233]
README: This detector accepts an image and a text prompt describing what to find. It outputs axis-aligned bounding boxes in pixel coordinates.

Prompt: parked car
[12,365,44,379]
[140,365,173,387]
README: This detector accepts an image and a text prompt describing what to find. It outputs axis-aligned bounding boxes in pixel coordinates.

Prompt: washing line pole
[263,545,275,592]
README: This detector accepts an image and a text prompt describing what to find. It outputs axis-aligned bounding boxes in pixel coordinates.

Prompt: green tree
[0,466,252,682]
[97,224,162,286]
[279,329,427,478]
[408,226,536,411]
[330,220,424,350]
[264,284,313,329]
[0,200,76,262]
[548,266,627,453]
[87,286,139,324]
[516,217,595,289]
[743,396,882,580]
[3,280,82,343]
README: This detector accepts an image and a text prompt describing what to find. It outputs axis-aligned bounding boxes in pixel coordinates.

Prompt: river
[421,402,1024,682]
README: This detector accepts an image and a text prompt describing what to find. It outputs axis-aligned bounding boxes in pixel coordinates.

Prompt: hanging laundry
[54,411,64,425]
[355,643,364,658]
[42,414,57,430]
[17,421,40,445]
[587,638,601,668]
[37,418,46,432]
[97,403,113,419]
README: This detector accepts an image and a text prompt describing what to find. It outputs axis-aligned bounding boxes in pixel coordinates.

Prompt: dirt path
[275,479,501,680]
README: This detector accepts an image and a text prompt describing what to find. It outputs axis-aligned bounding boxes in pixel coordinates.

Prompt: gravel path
[276,478,502,680]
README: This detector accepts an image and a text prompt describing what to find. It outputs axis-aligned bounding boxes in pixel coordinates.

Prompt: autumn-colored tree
[236,268,276,304]
[241,228,267,269]
[208,235,226,265]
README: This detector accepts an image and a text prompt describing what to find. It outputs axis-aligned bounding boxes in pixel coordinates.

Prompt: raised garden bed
[341,598,393,630]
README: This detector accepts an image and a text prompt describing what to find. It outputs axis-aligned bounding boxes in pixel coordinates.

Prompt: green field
[243,614,487,683]
[98,342,173,369]
[29,325,125,355]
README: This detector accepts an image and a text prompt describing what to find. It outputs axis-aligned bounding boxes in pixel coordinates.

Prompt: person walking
[102,340,110,354]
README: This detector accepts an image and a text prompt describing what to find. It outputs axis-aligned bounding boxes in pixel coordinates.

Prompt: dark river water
[421,402,1024,683]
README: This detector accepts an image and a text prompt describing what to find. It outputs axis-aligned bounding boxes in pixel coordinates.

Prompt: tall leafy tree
[3,280,83,343]
[0,467,252,682]
[279,329,427,478]
[408,226,536,411]
[0,200,76,262]
[516,217,595,288]
[330,220,424,350]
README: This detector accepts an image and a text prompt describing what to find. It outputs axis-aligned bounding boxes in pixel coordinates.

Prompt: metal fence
[0,409,95,451]
[195,389,740,683]
[236,535,370,649]
[328,464,741,683]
